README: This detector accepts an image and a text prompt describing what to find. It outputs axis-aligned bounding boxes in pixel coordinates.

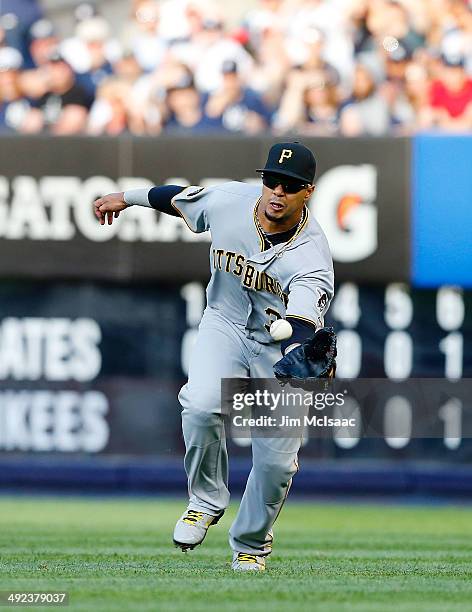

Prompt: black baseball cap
[257,142,316,183]
[441,52,465,68]
[388,41,413,63]
[166,73,195,92]
[30,19,56,40]
[222,59,238,74]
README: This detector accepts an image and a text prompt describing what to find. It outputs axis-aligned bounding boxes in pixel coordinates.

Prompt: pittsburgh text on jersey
[211,248,288,307]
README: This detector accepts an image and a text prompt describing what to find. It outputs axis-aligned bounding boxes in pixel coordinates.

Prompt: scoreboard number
[384,331,413,380]
[384,396,412,449]
[336,330,362,379]
[438,399,462,450]
[439,332,463,381]
[436,287,464,331]
[331,283,361,328]
[384,283,413,330]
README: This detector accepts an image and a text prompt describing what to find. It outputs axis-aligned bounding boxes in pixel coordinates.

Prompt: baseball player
[94,142,334,571]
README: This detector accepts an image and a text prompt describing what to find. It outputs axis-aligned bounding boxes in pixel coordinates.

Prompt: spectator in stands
[348,0,372,56]
[246,25,290,107]
[0,0,43,66]
[59,3,100,74]
[113,50,142,84]
[380,41,417,131]
[29,51,93,134]
[163,73,219,133]
[425,53,472,130]
[339,61,390,135]
[403,61,432,131]
[121,0,167,73]
[288,26,339,85]
[73,17,114,96]
[381,1,425,55]
[17,19,57,110]
[354,0,424,55]
[87,76,132,135]
[436,0,472,74]
[2,0,471,137]
[274,68,340,134]
[205,60,271,133]
[28,19,58,68]
[171,15,254,93]
[157,0,204,43]
[128,58,191,135]
[243,0,288,51]
[0,46,38,132]
[287,0,353,88]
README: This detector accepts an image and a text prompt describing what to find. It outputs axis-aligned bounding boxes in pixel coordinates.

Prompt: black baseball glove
[273,327,337,383]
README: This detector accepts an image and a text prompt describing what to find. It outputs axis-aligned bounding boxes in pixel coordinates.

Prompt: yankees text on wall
[0,317,109,452]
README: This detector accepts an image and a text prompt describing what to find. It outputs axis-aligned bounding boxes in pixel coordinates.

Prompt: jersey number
[264,307,282,333]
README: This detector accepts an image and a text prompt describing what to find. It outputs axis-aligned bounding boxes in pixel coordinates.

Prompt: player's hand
[94,192,127,226]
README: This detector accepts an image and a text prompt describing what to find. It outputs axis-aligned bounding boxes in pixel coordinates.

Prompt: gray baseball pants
[178,307,303,556]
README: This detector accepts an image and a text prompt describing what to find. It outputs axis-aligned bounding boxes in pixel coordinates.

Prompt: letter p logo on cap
[278,149,293,164]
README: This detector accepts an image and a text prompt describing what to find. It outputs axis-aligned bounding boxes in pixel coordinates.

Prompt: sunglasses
[262,174,309,194]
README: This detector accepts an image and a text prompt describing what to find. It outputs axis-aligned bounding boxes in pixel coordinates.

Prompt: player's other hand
[94,192,127,225]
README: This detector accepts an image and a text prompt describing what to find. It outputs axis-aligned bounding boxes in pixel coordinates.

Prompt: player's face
[260,174,315,227]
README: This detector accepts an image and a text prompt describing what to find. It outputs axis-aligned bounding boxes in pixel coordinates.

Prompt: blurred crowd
[0,0,471,136]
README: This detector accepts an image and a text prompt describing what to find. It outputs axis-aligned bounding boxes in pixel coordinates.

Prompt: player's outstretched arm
[94,186,186,226]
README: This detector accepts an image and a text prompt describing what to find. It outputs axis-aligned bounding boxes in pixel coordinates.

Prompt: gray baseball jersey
[172,181,334,342]
[173,180,334,556]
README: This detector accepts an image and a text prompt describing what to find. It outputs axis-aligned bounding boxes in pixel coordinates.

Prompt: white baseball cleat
[231,552,266,571]
[173,508,224,551]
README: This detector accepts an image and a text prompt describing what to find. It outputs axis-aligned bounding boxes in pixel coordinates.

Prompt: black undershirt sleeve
[280,316,317,354]
[147,185,186,216]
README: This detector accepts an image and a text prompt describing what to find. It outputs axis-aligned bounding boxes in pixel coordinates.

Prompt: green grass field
[0,497,471,612]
